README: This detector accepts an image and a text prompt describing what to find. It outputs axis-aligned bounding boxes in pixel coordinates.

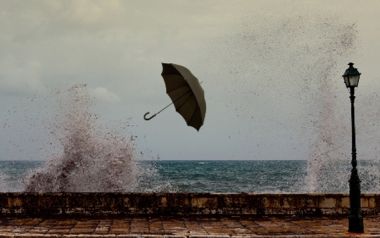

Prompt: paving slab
[0,216,379,237]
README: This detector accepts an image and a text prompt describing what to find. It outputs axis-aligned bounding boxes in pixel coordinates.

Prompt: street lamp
[342,62,364,233]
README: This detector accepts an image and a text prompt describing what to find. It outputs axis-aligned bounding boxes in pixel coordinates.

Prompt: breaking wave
[23,84,173,192]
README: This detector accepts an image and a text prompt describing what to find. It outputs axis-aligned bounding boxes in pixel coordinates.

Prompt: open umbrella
[144,63,206,131]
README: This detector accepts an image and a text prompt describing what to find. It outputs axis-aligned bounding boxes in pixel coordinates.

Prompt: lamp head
[342,62,361,88]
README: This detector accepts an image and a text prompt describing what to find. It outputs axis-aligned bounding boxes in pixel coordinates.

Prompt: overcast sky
[0,0,379,161]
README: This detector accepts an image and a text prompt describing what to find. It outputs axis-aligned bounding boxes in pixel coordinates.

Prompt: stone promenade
[0,216,380,238]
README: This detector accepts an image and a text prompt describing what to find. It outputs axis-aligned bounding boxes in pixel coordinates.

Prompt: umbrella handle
[143,91,190,121]
[144,112,157,120]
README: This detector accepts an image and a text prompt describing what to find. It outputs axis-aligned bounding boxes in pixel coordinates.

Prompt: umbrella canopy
[144,63,206,131]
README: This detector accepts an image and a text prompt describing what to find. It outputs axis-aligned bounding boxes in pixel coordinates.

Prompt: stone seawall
[0,193,379,217]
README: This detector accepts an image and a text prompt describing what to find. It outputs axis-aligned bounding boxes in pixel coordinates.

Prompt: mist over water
[217,15,380,192]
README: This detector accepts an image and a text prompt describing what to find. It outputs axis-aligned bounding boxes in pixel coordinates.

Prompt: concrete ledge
[0,193,379,217]
[1,235,380,238]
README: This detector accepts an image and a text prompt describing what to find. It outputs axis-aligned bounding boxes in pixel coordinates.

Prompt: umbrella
[144,63,206,131]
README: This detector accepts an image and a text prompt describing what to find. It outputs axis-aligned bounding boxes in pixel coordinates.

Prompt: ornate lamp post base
[348,168,364,233]
[349,215,364,233]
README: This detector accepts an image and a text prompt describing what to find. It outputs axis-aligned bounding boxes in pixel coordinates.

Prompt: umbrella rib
[175,93,192,112]
[166,85,189,94]
[153,90,192,116]
[188,107,199,126]
[172,90,192,104]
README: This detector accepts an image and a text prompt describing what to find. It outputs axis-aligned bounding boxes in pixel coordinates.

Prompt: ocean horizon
[1,159,379,193]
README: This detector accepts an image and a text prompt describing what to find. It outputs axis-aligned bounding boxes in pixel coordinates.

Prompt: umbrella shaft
[157,90,192,114]
[144,90,192,121]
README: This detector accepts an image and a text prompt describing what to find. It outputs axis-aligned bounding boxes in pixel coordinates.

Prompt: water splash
[24,84,140,192]
[215,14,380,192]
[0,172,9,192]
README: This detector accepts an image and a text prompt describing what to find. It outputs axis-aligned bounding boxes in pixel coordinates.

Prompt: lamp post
[342,62,364,233]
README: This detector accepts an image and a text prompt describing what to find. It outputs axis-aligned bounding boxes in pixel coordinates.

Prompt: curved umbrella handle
[144,112,157,120]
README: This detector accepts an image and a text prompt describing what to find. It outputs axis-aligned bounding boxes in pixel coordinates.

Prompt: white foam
[24,85,140,192]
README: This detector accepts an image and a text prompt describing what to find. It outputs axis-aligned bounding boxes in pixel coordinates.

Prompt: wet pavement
[0,216,379,237]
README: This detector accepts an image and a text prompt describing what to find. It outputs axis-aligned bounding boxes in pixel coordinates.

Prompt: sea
[1,160,379,193]
[2,86,379,193]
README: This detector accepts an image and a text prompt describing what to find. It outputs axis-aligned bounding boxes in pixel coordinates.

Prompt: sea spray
[215,15,372,192]
[0,171,9,192]
[24,84,140,192]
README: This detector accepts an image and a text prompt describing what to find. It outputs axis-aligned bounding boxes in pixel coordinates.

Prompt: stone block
[319,197,336,208]
[368,197,376,208]
[341,197,350,208]
[361,197,369,208]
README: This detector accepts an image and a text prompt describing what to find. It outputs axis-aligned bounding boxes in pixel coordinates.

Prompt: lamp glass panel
[349,75,360,87]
